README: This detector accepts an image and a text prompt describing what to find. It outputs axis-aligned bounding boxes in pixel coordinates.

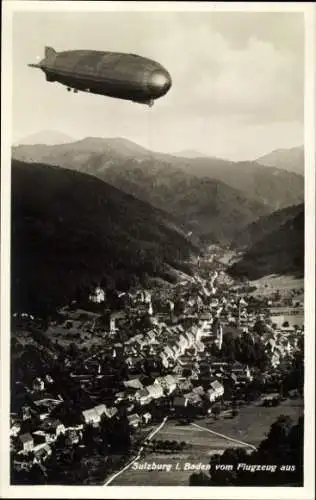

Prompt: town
[10,246,304,485]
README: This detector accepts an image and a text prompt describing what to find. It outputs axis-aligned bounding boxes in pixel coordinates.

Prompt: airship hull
[29,47,172,106]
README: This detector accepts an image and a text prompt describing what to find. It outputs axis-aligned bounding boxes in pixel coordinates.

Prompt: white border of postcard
[1,2,315,499]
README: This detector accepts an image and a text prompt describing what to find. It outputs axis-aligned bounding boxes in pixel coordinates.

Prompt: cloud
[11,10,304,159]
[144,17,303,124]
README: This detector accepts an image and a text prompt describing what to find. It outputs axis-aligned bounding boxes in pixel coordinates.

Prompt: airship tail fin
[45,46,57,63]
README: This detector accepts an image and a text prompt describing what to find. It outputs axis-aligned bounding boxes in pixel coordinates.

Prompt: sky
[11,8,304,160]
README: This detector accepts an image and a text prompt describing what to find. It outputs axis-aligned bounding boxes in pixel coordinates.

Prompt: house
[231,361,245,373]
[52,420,65,437]
[190,369,200,381]
[262,393,280,406]
[178,355,192,366]
[33,444,52,463]
[147,330,157,342]
[163,344,174,358]
[196,340,205,352]
[21,405,32,421]
[10,423,21,437]
[179,334,189,350]
[271,351,280,368]
[104,406,118,419]
[144,290,152,304]
[159,352,169,368]
[209,380,224,398]
[174,396,188,409]
[114,391,125,403]
[19,433,34,453]
[89,286,105,304]
[230,366,253,385]
[45,374,54,384]
[122,387,136,402]
[178,379,192,392]
[192,385,204,396]
[13,457,33,472]
[185,331,195,345]
[142,412,152,424]
[245,366,253,381]
[108,311,126,333]
[33,377,45,392]
[171,344,180,357]
[32,429,49,445]
[183,392,203,406]
[123,378,143,391]
[164,374,178,393]
[207,388,217,402]
[147,383,164,400]
[127,413,141,428]
[82,404,107,426]
[135,388,152,406]
[66,429,82,445]
[154,375,178,395]
[40,419,65,441]
[126,357,134,368]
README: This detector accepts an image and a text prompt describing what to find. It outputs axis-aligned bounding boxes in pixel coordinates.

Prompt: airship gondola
[28,46,172,107]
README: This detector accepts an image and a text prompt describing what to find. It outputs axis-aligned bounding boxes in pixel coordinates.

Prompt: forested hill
[11,159,197,314]
[229,204,304,280]
[12,137,304,243]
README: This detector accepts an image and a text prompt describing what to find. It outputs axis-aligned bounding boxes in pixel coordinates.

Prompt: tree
[259,415,293,451]
[189,472,210,485]
[189,415,304,486]
[253,319,267,336]
[208,448,249,485]
[213,406,221,420]
[107,414,131,453]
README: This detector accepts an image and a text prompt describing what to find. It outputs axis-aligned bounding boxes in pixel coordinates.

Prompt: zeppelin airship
[28,46,172,107]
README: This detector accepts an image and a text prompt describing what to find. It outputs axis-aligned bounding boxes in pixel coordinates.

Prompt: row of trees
[211,329,269,370]
[145,439,188,453]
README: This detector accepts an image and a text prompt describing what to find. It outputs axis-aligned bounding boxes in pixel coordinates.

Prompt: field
[249,275,304,299]
[111,398,303,486]
[196,398,303,447]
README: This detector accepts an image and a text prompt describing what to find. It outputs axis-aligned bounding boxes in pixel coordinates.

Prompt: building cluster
[10,251,304,480]
[261,325,303,368]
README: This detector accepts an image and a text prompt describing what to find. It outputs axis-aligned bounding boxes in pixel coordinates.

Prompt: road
[191,422,257,451]
[103,417,168,486]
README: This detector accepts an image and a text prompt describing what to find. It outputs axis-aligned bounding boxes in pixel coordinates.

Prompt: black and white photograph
[1,2,315,499]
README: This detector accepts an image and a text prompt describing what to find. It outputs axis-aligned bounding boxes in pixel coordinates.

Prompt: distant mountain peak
[172,149,209,159]
[256,146,304,175]
[229,203,304,280]
[70,136,151,157]
[12,136,304,222]
[14,130,75,146]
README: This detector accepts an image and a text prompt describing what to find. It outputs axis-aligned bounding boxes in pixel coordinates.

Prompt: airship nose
[147,69,172,97]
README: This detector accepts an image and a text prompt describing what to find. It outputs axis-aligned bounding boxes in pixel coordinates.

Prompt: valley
[9,140,305,487]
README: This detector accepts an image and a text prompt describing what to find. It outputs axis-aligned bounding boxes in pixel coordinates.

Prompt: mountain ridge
[14,130,75,146]
[12,137,304,240]
[172,149,210,159]
[12,137,304,209]
[256,145,304,175]
[11,159,197,314]
[229,203,304,280]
